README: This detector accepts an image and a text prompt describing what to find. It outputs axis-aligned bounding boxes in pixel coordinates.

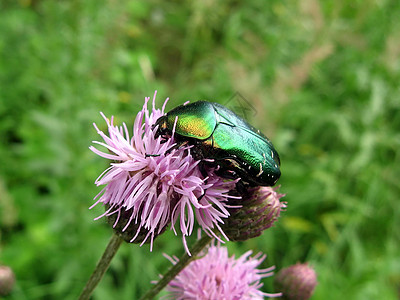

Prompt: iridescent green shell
[155,101,280,186]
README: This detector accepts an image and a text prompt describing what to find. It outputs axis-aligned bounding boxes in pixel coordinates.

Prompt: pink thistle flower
[165,243,282,299]
[89,91,238,252]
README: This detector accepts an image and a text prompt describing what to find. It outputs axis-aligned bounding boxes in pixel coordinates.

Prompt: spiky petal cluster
[89,91,238,252]
[222,186,286,241]
[165,243,282,299]
[274,263,317,300]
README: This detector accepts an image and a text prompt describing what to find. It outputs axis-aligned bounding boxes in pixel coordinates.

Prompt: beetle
[153,101,281,186]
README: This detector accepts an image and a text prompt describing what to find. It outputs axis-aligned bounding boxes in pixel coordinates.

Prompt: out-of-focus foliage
[0,0,399,299]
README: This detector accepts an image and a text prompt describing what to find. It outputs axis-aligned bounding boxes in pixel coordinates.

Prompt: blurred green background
[1,0,399,299]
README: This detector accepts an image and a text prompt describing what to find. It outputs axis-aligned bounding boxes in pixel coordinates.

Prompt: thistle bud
[274,263,317,300]
[0,265,15,296]
[222,186,286,241]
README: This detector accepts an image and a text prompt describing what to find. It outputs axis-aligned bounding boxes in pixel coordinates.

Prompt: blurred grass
[0,0,399,299]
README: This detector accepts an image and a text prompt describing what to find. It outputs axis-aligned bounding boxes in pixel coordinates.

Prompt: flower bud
[274,263,317,300]
[222,186,286,241]
[0,265,15,296]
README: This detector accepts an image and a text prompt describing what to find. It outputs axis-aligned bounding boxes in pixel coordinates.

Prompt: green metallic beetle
[154,101,281,186]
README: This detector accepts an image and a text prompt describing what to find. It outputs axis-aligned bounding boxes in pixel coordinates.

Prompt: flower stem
[78,234,123,300]
[139,234,212,300]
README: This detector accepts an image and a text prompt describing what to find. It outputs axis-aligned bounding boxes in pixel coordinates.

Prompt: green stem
[78,234,123,300]
[139,234,212,300]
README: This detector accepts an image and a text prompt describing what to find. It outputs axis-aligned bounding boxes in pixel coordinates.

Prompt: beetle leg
[235,180,250,195]
[215,168,238,180]
[197,190,206,201]
[197,160,213,187]
[145,140,190,157]
[145,153,160,158]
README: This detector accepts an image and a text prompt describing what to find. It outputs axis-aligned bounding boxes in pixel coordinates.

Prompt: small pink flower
[166,243,282,299]
[89,91,238,252]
